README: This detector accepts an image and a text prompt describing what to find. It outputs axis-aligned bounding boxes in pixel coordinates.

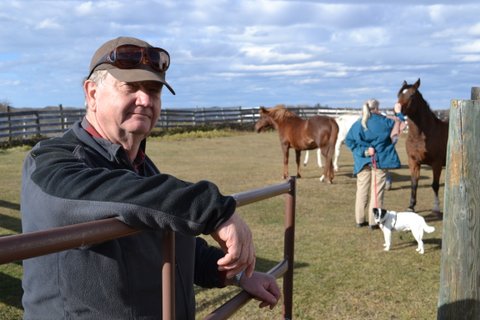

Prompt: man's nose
[135,89,154,107]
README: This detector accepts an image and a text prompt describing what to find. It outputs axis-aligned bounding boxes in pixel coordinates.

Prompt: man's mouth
[129,112,151,119]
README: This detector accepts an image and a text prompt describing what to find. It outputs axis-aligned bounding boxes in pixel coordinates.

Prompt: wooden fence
[0,104,450,145]
[0,105,360,142]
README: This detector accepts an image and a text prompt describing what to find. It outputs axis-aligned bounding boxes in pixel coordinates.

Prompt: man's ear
[84,80,98,111]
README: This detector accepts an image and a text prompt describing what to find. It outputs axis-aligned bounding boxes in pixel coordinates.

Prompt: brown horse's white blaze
[254,105,339,183]
[397,79,449,214]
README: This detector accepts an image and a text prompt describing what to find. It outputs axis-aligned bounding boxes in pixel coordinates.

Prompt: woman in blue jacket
[345,99,404,229]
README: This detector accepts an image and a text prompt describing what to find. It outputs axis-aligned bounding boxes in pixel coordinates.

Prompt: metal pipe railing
[205,177,296,319]
[0,217,139,264]
[162,230,176,320]
[0,177,296,319]
[204,260,289,320]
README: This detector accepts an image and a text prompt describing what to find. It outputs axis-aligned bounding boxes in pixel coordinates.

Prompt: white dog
[373,208,435,254]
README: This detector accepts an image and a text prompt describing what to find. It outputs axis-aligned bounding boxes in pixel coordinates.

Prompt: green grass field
[0,131,444,319]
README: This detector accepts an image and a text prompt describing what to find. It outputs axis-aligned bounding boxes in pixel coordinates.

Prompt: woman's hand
[394,102,402,114]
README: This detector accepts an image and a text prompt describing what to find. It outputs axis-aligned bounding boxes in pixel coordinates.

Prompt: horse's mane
[412,90,430,110]
[268,105,299,121]
[412,90,448,123]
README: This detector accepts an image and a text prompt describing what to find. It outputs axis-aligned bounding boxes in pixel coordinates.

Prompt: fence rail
[1,105,450,144]
[0,177,296,319]
[0,105,361,142]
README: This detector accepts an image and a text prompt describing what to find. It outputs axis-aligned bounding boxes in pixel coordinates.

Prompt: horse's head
[397,78,421,116]
[254,106,275,132]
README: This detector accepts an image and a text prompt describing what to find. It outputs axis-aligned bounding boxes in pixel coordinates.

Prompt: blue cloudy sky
[1,0,479,110]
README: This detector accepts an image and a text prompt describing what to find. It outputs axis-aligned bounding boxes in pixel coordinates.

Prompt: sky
[1,0,479,110]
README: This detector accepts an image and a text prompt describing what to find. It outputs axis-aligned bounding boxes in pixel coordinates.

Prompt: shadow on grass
[388,171,418,184]
[332,171,355,179]
[392,237,442,253]
[0,200,20,211]
[388,174,445,190]
[423,211,444,223]
[0,199,22,234]
[0,270,23,310]
[0,211,22,234]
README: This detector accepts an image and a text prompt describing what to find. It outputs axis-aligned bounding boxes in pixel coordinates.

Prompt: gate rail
[0,177,296,319]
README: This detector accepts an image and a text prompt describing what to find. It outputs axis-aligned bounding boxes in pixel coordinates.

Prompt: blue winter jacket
[345,113,404,175]
[21,119,235,319]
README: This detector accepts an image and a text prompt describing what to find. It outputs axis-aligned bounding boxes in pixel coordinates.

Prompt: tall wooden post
[438,88,480,319]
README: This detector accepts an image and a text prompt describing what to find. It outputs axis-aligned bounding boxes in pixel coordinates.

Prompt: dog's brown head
[373,208,388,224]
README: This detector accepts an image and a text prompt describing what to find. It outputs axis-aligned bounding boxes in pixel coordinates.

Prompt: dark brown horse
[254,105,339,183]
[397,79,449,214]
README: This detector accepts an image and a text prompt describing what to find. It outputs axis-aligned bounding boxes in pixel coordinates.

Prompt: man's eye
[125,83,140,92]
[145,85,162,95]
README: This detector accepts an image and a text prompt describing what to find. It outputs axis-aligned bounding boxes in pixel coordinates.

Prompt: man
[21,36,280,319]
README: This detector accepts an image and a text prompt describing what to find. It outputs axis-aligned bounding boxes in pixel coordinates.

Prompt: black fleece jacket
[21,120,236,319]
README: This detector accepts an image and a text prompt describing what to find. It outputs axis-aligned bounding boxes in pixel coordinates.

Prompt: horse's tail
[324,119,339,182]
[329,119,339,157]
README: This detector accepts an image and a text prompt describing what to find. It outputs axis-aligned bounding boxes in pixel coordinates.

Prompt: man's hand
[211,213,256,279]
[238,272,281,310]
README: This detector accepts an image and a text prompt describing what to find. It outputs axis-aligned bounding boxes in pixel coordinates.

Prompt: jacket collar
[76,118,146,169]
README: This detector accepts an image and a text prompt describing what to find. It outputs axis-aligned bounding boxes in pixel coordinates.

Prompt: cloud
[35,18,61,30]
[468,23,480,35]
[454,40,480,53]
[241,46,313,63]
[458,54,480,62]
[331,27,390,46]
[74,1,94,15]
[1,1,480,109]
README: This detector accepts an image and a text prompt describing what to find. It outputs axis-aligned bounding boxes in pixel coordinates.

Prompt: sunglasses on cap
[87,44,171,79]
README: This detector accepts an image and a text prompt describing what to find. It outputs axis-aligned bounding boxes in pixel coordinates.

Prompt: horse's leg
[303,150,309,167]
[333,136,341,172]
[282,145,289,179]
[408,160,420,212]
[431,163,443,214]
[327,149,335,183]
[295,149,302,178]
[318,148,326,182]
[317,148,323,168]
[320,145,334,183]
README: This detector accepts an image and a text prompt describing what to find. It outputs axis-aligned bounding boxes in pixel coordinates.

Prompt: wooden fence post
[438,87,480,319]
[59,104,65,131]
[34,111,41,136]
[7,105,12,143]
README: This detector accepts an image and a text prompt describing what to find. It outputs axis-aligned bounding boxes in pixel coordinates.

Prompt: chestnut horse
[255,105,339,183]
[303,114,359,171]
[397,79,449,214]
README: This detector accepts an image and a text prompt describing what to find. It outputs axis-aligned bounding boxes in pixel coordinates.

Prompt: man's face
[88,73,162,144]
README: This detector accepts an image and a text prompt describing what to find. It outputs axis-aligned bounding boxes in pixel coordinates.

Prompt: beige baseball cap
[88,36,175,95]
